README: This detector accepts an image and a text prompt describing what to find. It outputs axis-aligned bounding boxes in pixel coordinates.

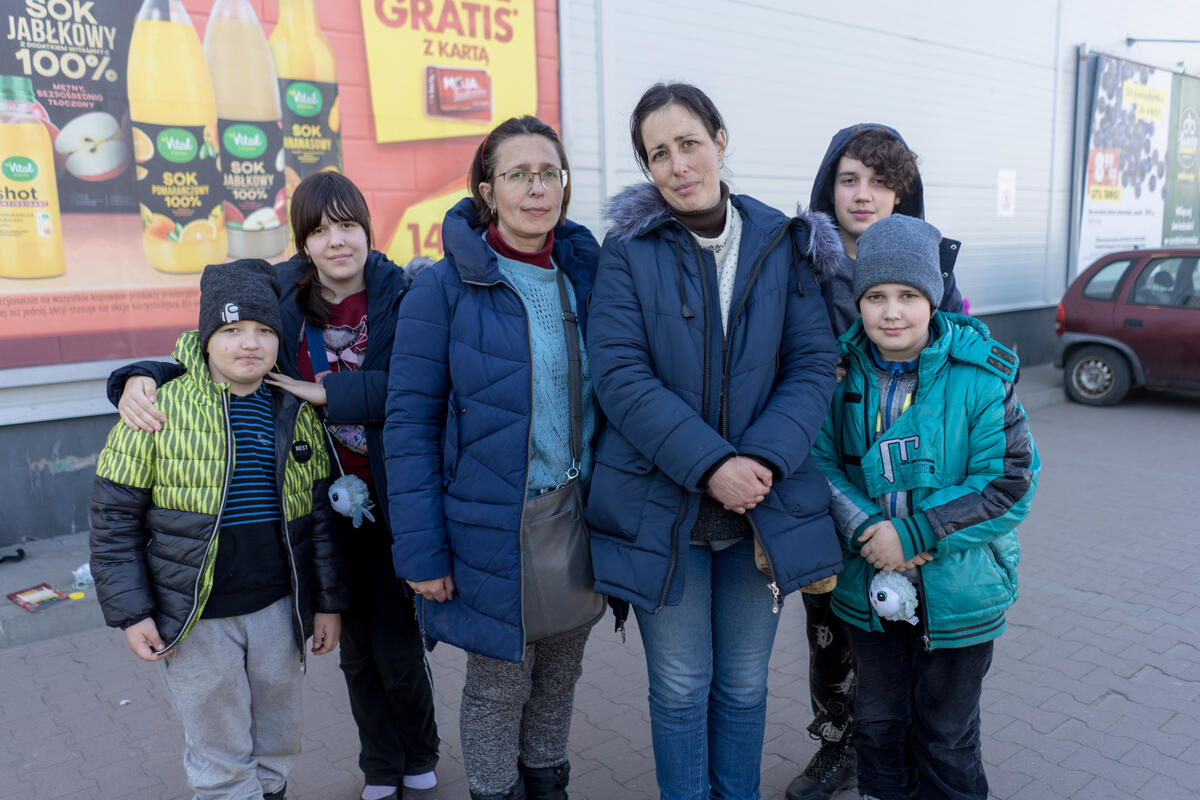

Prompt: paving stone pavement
[2,368,1198,799]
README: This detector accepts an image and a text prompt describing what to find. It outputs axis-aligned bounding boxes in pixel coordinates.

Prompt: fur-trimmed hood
[602,181,843,282]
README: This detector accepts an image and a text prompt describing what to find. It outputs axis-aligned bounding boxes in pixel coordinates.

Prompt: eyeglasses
[494,169,568,190]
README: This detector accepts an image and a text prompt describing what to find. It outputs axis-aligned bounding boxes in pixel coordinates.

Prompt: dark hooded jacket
[106,250,409,530]
[585,183,842,614]
[383,198,600,663]
[809,123,964,335]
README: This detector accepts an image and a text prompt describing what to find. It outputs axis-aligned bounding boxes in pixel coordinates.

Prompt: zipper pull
[922,633,931,651]
[769,581,781,614]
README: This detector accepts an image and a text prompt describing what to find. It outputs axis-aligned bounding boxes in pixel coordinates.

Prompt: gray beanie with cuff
[198,259,283,349]
[852,214,943,308]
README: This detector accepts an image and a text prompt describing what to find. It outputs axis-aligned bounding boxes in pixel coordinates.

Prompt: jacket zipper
[464,276,535,647]
[280,400,309,669]
[160,389,234,654]
[713,221,793,439]
[692,222,792,612]
[916,569,933,651]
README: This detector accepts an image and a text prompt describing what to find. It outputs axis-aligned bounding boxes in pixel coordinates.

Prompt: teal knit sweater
[493,249,596,493]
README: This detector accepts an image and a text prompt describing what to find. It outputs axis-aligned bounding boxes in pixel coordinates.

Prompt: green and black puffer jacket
[89,330,347,657]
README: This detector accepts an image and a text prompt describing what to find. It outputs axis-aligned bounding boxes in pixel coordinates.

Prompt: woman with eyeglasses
[584,83,843,800]
[384,116,601,800]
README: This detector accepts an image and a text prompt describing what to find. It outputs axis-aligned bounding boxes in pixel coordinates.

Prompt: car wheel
[1064,346,1132,406]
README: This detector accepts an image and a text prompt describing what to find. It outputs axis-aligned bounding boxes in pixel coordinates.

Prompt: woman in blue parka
[384,116,600,800]
[584,83,842,800]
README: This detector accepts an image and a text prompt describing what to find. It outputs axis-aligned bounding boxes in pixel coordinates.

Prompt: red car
[1055,248,1200,405]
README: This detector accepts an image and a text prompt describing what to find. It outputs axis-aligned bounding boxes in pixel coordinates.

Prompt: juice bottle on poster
[205,0,288,259]
[0,75,66,279]
[127,0,226,273]
[269,0,344,202]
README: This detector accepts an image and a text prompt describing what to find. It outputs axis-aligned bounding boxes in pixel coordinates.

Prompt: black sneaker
[785,738,856,800]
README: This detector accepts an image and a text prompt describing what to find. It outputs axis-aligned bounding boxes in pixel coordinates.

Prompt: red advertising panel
[0,0,559,369]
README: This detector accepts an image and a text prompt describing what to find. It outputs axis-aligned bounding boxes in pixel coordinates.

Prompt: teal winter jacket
[812,312,1039,649]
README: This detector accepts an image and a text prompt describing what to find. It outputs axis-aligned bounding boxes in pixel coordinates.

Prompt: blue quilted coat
[585,183,843,614]
[384,198,599,662]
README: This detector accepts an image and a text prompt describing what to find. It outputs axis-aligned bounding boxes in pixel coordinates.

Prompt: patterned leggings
[802,591,855,743]
[459,628,590,794]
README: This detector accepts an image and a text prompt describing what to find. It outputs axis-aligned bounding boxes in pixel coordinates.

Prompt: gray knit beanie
[852,214,943,308]
[198,259,283,349]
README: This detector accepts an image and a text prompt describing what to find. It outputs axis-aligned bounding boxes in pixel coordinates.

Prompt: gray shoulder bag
[518,268,606,645]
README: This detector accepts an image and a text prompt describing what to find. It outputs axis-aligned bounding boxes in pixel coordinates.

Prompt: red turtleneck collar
[486,222,555,269]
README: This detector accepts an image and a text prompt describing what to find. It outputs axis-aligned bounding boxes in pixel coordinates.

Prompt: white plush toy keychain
[329,474,375,528]
[321,427,375,528]
[869,572,919,625]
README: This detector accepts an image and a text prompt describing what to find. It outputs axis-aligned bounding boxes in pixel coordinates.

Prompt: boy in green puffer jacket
[811,215,1039,800]
[89,259,347,800]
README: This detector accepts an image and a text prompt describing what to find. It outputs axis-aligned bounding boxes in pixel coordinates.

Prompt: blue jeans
[848,622,993,800]
[633,541,781,800]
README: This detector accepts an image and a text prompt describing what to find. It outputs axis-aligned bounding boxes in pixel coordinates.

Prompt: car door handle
[1123,318,1143,328]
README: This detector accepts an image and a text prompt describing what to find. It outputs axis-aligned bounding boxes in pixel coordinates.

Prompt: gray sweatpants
[460,628,590,794]
[159,596,303,800]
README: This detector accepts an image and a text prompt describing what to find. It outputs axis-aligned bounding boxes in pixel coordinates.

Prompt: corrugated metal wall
[559,0,1200,315]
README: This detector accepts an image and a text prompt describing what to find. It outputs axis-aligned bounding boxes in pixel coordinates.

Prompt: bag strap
[304,321,331,374]
[303,321,347,478]
[554,267,583,482]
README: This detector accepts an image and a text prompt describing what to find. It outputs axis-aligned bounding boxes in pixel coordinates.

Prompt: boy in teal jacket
[811,215,1039,800]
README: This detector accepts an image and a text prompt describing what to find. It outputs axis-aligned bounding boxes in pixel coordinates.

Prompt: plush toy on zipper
[869,571,919,625]
[329,474,375,528]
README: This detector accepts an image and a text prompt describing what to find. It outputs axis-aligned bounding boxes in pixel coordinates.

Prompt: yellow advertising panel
[361,0,537,143]
[385,178,467,264]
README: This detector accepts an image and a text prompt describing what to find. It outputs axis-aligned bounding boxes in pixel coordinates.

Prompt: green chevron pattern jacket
[89,330,347,656]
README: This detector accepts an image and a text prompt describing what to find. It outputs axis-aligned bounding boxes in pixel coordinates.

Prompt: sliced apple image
[55,112,131,182]
[244,206,282,231]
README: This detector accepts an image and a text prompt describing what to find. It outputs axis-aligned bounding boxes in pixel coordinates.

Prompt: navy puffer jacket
[585,184,842,614]
[384,198,599,662]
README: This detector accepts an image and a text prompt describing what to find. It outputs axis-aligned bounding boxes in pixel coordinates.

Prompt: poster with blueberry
[1078,57,1174,273]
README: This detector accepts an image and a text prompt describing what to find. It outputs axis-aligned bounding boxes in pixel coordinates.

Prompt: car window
[1189,262,1200,309]
[1129,257,1198,307]
[1082,259,1133,301]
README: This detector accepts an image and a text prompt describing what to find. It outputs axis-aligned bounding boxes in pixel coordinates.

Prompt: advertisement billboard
[0,0,559,370]
[1077,55,1200,274]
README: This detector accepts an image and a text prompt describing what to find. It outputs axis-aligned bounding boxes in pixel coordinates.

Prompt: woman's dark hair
[629,83,727,175]
[843,128,920,202]
[290,171,374,325]
[468,115,571,227]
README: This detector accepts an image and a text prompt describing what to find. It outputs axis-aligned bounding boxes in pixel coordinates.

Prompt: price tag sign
[385,179,469,265]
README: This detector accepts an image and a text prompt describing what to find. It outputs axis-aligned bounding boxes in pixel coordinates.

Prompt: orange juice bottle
[205,0,287,259]
[0,75,66,278]
[127,0,226,273]
[269,0,344,201]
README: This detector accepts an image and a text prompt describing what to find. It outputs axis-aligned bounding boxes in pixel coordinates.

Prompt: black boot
[519,761,570,800]
[469,781,526,800]
[785,738,856,800]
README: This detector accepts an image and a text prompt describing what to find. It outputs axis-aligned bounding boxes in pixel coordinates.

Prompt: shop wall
[557,0,1200,333]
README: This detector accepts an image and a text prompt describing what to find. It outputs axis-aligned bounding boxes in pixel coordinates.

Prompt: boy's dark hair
[468,115,572,228]
[629,83,727,175]
[291,171,374,326]
[842,127,920,202]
